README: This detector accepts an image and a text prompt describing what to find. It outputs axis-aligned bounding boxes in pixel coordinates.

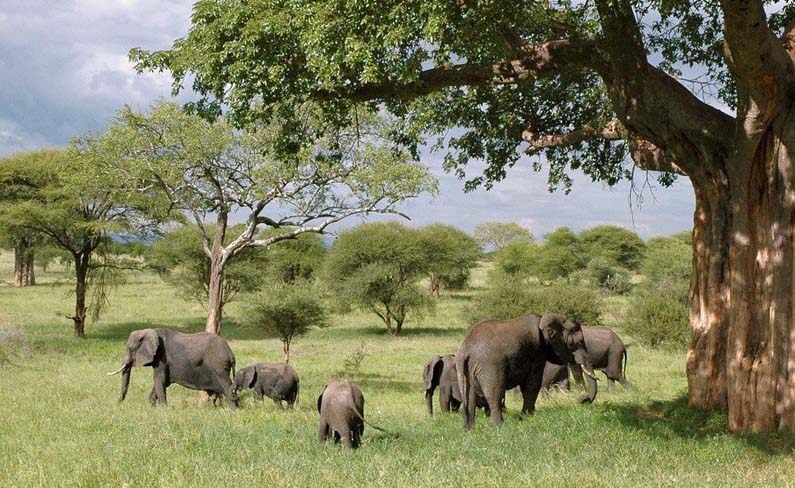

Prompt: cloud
[0,1,696,239]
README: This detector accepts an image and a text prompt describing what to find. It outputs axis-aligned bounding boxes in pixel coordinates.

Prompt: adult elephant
[569,326,630,392]
[107,328,239,407]
[456,313,597,429]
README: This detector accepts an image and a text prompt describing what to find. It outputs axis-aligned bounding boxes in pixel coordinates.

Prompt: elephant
[423,355,504,416]
[456,313,598,429]
[569,326,630,392]
[541,362,570,393]
[317,380,366,449]
[423,355,461,415]
[234,362,299,408]
[107,328,239,407]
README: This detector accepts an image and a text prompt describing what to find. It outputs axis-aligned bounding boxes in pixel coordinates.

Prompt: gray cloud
[0,0,695,239]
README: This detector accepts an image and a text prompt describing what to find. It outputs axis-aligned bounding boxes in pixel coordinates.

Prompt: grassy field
[1,252,794,487]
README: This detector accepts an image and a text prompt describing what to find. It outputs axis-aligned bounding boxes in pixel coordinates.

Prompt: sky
[0,0,696,239]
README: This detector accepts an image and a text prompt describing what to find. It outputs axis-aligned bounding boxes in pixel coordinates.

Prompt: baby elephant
[423,355,461,415]
[234,362,299,408]
[317,380,366,449]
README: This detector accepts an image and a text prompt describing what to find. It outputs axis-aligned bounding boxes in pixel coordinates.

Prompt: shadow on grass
[331,372,418,395]
[327,326,466,338]
[606,394,795,454]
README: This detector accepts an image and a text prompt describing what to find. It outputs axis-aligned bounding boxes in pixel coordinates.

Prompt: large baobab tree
[131,1,795,432]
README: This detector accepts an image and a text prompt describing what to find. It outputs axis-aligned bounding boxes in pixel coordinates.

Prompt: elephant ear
[423,356,443,391]
[539,314,568,365]
[245,367,257,388]
[134,329,159,366]
[317,384,328,414]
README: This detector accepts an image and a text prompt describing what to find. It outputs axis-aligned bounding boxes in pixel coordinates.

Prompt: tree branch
[522,120,623,155]
[315,38,604,102]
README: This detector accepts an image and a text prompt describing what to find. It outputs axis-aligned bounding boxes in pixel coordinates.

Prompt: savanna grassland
[0,252,793,487]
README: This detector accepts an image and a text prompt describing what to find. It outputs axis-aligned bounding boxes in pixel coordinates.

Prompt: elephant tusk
[107,365,127,376]
[580,365,600,382]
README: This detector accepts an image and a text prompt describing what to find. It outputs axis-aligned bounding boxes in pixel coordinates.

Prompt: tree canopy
[473,221,533,252]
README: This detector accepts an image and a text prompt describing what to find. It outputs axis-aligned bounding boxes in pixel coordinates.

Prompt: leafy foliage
[577,225,645,270]
[570,257,632,295]
[257,229,327,283]
[473,221,533,253]
[466,274,602,326]
[244,280,328,362]
[147,224,268,307]
[417,223,481,294]
[493,241,537,277]
[322,222,433,335]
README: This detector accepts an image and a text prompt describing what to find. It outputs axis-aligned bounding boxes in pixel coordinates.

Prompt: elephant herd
[108,313,630,448]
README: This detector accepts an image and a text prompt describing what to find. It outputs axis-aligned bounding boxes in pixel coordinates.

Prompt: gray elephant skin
[456,313,598,429]
[569,326,630,392]
[541,362,570,393]
[108,328,239,407]
[423,355,461,415]
[234,362,299,408]
[317,380,366,449]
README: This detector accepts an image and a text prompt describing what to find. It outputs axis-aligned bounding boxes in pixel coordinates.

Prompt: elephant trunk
[119,364,132,402]
[573,350,598,404]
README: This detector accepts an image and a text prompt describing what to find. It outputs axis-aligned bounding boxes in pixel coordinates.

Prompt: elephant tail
[350,405,398,437]
[294,378,300,406]
[622,349,628,380]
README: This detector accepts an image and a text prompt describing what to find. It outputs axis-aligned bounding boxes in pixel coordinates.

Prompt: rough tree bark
[13,238,35,287]
[205,212,229,335]
[71,251,91,338]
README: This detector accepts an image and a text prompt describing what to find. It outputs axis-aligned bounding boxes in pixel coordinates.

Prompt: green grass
[1,253,794,487]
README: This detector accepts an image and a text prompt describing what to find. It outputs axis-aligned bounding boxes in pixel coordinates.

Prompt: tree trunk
[687,118,795,432]
[13,240,35,287]
[72,253,89,338]
[205,213,228,335]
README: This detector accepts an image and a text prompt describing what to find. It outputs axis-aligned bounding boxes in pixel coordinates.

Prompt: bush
[465,274,602,325]
[570,257,633,294]
[578,225,646,270]
[322,222,433,335]
[493,241,537,277]
[244,280,328,362]
[624,284,690,348]
[0,326,30,365]
[417,223,481,295]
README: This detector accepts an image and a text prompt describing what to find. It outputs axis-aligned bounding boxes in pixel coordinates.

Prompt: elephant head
[107,329,160,402]
[234,366,257,392]
[539,314,598,403]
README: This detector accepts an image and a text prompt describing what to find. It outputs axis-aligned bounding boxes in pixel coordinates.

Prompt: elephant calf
[234,362,299,408]
[569,326,630,392]
[317,380,366,449]
[108,328,239,407]
[423,355,461,415]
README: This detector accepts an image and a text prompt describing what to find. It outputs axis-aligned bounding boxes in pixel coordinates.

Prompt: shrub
[624,284,690,348]
[578,225,646,270]
[322,222,433,335]
[244,280,328,362]
[493,241,537,277]
[0,326,30,365]
[570,256,633,294]
[417,223,481,295]
[465,274,602,325]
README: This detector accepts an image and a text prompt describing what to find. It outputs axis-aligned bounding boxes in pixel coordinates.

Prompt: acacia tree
[0,149,151,337]
[473,222,533,253]
[85,101,435,334]
[132,1,795,432]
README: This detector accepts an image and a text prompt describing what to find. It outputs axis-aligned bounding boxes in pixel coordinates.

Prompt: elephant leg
[351,420,363,448]
[519,364,544,415]
[439,388,451,413]
[254,389,264,401]
[607,378,616,393]
[211,373,239,408]
[317,419,330,443]
[463,378,477,431]
[478,381,505,427]
[273,398,283,409]
[153,369,167,405]
[338,426,354,449]
[148,387,157,405]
